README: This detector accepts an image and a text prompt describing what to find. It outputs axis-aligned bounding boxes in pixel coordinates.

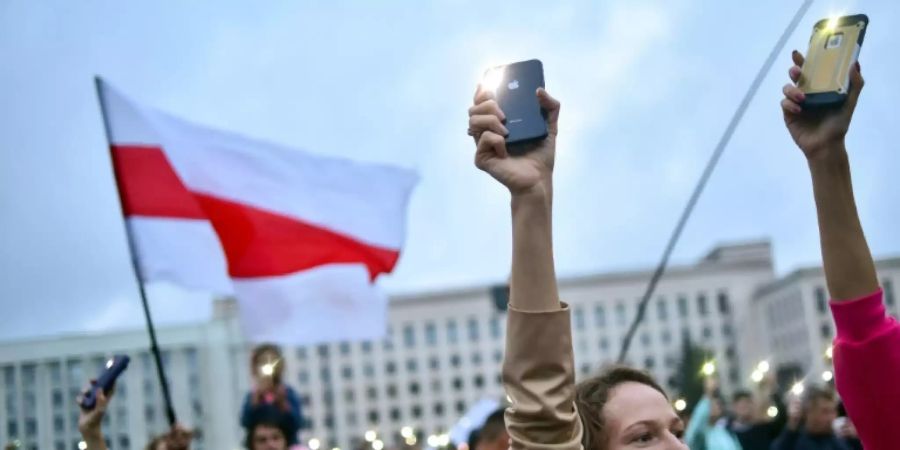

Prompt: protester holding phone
[468,61,687,450]
[241,344,303,448]
[684,377,741,450]
[771,386,846,450]
[781,28,899,449]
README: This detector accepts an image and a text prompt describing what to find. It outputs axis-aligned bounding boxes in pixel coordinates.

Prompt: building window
[644,357,655,370]
[364,364,374,377]
[697,294,708,317]
[425,322,438,346]
[661,330,672,344]
[347,412,357,427]
[387,384,397,398]
[368,410,379,424]
[599,338,609,351]
[403,324,416,348]
[656,299,668,321]
[594,305,606,327]
[384,327,395,351]
[432,379,442,392]
[296,347,307,360]
[717,292,731,314]
[456,401,466,414]
[641,333,651,348]
[468,318,480,342]
[574,306,585,330]
[821,323,832,338]
[340,342,351,355]
[429,357,440,370]
[409,382,420,395]
[678,295,688,318]
[406,359,418,373]
[815,286,828,314]
[412,405,423,419]
[434,403,444,416]
[450,354,461,368]
[342,366,353,380]
[702,326,712,339]
[453,377,463,390]
[361,342,373,354]
[385,362,396,375]
[490,316,502,339]
[391,407,401,421]
[474,375,485,389]
[367,387,377,400]
[320,367,331,382]
[722,324,732,337]
[615,302,627,325]
[471,353,482,365]
[298,371,309,384]
[447,320,459,344]
[494,350,503,363]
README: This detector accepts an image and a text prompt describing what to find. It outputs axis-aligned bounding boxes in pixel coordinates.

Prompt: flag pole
[94,76,178,428]
[616,0,814,363]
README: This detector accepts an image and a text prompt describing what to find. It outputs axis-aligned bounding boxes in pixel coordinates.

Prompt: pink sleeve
[830,289,900,450]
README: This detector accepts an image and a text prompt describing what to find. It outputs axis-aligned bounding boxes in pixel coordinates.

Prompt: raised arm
[781,50,878,299]
[782,51,898,450]
[77,381,113,450]
[469,85,582,450]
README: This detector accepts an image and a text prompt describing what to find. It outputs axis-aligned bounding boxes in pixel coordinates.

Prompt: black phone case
[493,59,547,147]
[80,355,130,410]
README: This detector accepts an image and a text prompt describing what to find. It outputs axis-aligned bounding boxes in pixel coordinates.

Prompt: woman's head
[576,366,687,450]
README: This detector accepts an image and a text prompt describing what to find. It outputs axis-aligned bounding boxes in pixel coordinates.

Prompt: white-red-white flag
[97,78,418,345]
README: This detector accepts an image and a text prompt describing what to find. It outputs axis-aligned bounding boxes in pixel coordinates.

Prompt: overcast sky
[1,0,898,342]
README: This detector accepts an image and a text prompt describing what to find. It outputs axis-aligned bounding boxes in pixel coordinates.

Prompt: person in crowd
[469,409,510,450]
[76,379,192,450]
[834,403,862,450]
[725,374,785,450]
[781,49,898,450]
[684,377,741,450]
[771,386,848,450]
[245,412,292,450]
[241,343,303,447]
[467,80,686,449]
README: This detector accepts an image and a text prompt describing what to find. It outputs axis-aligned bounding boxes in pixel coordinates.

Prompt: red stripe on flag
[111,145,206,219]
[111,145,400,280]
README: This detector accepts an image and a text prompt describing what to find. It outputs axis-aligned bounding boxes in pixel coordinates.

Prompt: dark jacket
[240,385,303,445]
[770,429,850,450]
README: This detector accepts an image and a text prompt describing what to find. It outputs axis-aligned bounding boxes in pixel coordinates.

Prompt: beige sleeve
[502,304,583,450]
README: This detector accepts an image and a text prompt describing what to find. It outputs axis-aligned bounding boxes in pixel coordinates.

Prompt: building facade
[2,241,894,450]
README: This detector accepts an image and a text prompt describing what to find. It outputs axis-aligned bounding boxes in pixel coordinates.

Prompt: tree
[674,335,711,414]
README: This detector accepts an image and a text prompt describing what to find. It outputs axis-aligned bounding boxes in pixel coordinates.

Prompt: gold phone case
[799,14,868,107]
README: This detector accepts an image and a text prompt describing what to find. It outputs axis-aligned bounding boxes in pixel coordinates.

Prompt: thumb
[844,61,864,114]
[536,88,561,132]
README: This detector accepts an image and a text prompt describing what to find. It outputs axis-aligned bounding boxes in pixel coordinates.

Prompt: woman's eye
[634,433,655,443]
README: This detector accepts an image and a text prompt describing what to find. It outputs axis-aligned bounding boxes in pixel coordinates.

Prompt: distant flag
[96,78,418,344]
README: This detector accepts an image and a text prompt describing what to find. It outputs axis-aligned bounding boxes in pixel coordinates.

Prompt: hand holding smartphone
[80,355,130,410]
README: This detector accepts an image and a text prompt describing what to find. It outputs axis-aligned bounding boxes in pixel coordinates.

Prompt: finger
[789,65,802,84]
[781,98,802,115]
[96,389,109,409]
[536,88,561,124]
[468,99,505,120]
[473,85,495,105]
[477,130,508,159]
[791,50,805,67]
[845,60,865,112]
[469,115,509,137]
[782,83,805,103]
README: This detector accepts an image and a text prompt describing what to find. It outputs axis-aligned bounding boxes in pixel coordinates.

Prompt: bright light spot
[822,370,834,382]
[406,436,418,446]
[78,442,88,450]
[401,426,414,438]
[106,358,114,369]
[825,16,840,31]
[751,370,764,383]
[701,361,716,376]
[791,382,805,396]
[261,363,274,376]
[757,361,770,373]
[309,439,321,450]
[482,66,506,94]
[767,406,779,418]
[373,440,384,450]
[333,447,341,450]
[427,435,440,447]
[438,434,451,447]
[506,394,512,403]
[826,345,834,359]
[674,398,687,412]
[365,431,377,443]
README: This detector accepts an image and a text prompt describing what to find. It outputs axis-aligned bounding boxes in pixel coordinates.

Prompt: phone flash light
[751,370,764,383]
[261,363,275,376]
[674,398,687,412]
[701,361,716,376]
[791,382,805,396]
[825,16,840,31]
[767,406,779,418]
[822,370,834,382]
[757,360,770,373]
[482,67,506,94]
[106,359,114,369]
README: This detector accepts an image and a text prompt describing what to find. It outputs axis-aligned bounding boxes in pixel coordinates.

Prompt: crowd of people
[72,50,897,450]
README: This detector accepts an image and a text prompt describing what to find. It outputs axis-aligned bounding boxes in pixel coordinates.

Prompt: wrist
[510,177,552,204]
[80,428,104,443]
[806,142,849,171]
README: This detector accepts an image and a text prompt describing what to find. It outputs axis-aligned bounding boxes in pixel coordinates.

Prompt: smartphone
[483,59,547,147]
[799,14,868,107]
[80,355,130,410]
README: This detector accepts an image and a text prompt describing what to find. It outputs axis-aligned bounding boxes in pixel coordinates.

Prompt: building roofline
[754,255,900,299]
